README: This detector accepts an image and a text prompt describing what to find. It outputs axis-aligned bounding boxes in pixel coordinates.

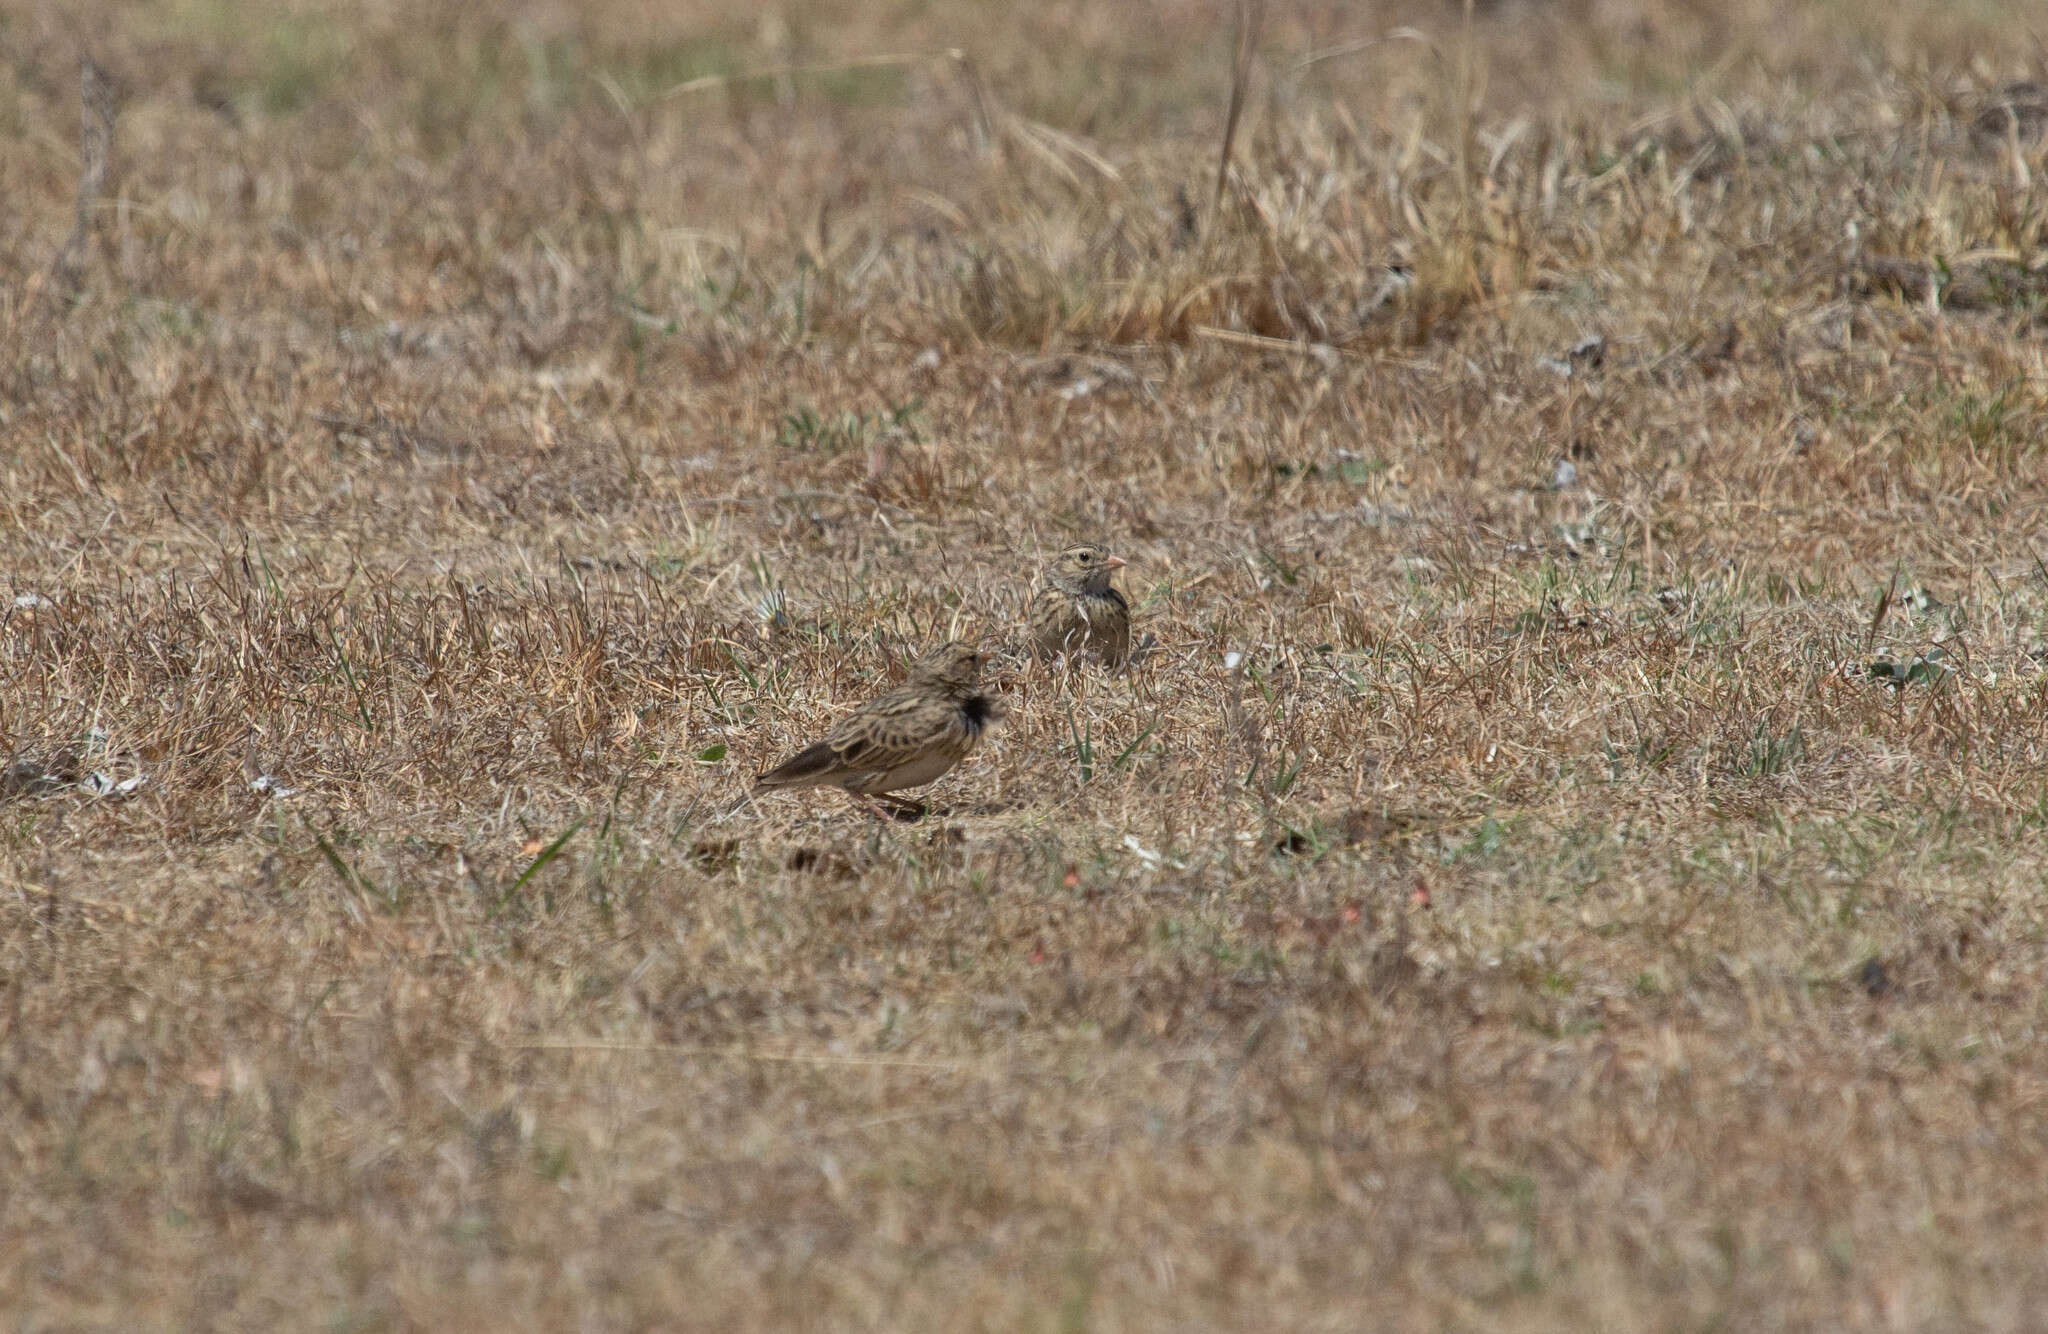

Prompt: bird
[753,641,1002,818]
[1029,542,1131,669]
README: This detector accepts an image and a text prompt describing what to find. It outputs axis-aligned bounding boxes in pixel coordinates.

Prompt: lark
[1029,542,1131,669]
[754,642,1001,818]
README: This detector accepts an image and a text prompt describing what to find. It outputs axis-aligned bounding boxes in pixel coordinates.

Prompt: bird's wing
[757,685,957,790]
[820,689,953,773]
[1030,586,1079,651]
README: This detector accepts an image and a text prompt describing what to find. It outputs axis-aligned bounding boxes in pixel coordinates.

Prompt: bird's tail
[752,741,838,790]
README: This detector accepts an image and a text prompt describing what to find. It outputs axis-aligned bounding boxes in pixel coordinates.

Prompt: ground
[4,0,2048,1329]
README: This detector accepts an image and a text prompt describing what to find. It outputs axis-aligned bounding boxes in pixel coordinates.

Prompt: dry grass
[7,0,2048,1328]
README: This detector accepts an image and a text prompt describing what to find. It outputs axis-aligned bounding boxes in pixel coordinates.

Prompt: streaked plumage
[754,642,1000,814]
[1029,542,1131,669]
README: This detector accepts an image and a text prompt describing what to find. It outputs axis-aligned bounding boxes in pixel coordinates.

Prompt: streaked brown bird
[753,642,1001,818]
[1029,542,1131,669]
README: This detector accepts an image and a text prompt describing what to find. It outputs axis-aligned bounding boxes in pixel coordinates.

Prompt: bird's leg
[872,793,929,821]
[847,792,921,823]
[846,792,892,821]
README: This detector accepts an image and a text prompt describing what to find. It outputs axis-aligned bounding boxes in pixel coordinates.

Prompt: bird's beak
[1106,555,1128,569]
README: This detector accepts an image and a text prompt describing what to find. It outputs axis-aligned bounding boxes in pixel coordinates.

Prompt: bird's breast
[960,695,996,737]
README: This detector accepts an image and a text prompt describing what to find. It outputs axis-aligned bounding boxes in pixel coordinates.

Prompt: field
[6,0,2048,1327]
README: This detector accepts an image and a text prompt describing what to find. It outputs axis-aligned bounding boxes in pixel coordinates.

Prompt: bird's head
[1048,542,1127,592]
[911,640,989,692]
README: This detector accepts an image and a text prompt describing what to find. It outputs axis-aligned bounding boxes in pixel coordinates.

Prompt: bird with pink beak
[1029,542,1132,669]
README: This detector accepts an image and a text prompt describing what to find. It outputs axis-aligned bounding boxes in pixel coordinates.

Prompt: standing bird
[1029,542,1131,669]
[754,642,1001,818]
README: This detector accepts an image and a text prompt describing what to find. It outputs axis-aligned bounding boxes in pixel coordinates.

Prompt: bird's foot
[853,794,928,823]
